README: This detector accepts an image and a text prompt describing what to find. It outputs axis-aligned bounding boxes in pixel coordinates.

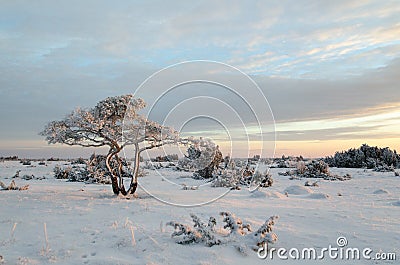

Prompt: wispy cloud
[0,0,399,157]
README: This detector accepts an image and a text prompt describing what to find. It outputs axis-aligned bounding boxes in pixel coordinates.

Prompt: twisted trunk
[125,140,175,194]
[106,150,119,195]
[105,145,123,195]
[127,143,140,194]
[116,154,128,196]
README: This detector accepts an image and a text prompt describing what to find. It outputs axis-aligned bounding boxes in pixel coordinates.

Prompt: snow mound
[391,201,400,206]
[269,191,287,199]
[249,190,267,198]
[284,185,312,195]
[373,189,390,195]
[307,193,330,199]
[250,190,286,199]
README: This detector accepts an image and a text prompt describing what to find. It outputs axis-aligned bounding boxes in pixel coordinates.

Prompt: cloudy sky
[0,0,399,158]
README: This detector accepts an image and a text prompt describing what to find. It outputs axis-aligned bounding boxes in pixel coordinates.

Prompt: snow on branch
[167,214,221,247]
[220,211,252,236]
[253,215,279,248]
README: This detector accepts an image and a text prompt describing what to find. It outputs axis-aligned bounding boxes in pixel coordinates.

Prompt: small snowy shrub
[71,157,86,164]
[253,216,279,249]
[53,165,72,179]
[280,160,351,181]
[296,161,307,174]
[211,169,241,188]
[52,154,132,184]
[167,212,279,254]
[177,157,197,172]
[240,170,273,188]
[373,165,395,172]
[211,168,274,189]
[167,214,221,246]
[142,160,155,170]
[304,180,319,187]
[0,180,29,190]
[21,160,32,166]
[53,165,88,182]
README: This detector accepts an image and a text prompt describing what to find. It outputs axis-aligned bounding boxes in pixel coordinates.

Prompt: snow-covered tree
[41,95,179,196]
[41,95,135,194]
[178,138,222,178]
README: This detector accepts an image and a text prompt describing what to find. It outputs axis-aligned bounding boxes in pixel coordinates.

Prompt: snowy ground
[0,161,399,264]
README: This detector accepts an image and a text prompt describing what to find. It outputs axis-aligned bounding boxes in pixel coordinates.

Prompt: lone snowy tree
[177,137,222,179]
[40,94,179,196]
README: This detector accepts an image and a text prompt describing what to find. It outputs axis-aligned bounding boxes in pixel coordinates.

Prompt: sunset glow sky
[0,0,399,158]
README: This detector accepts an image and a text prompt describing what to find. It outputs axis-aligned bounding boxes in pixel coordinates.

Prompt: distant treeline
[0,156,70,162]
[0,155,19,161]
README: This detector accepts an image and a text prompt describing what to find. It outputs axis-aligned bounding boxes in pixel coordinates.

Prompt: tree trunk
[127,143,140,194]
[106,150,120,195]
[115,154,127,196]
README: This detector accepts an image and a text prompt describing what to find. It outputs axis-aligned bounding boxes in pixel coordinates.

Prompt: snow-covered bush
[296,161,306,174]
[211,168,273,189]
[142,160,155,170]
[53,165,73,179]
[70,157,86,164]
[176,157,196,172]
[272,155,302,168]
[373,164,395,172]
[211,169,242,188]
[53,165,89,182]
[0,180,29,191]
[151,154,178,162]
[304,180,319,187]
[52,154,132,184]
[279,160,351,181]
[85,154,114,184]
[253,216,279,249]
[167,214,221,246]
[167,212,279,254]
[21,160,31,166]
[240,170,273,188]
